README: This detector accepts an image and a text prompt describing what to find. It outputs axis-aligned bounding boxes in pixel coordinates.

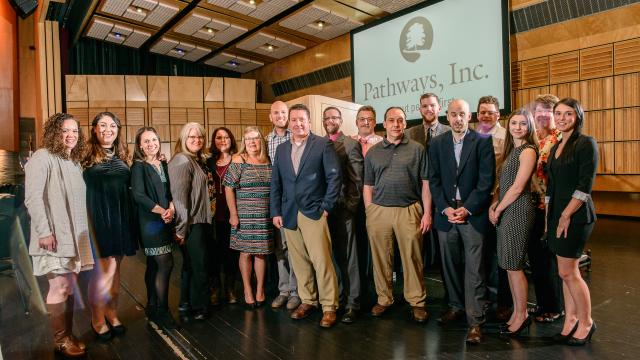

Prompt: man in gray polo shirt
[363,106,431,323]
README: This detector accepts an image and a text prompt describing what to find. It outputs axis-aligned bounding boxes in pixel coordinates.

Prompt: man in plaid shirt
[266,100,301,310]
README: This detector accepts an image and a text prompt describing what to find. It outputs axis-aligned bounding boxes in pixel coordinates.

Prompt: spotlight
[249,0,255,4]
[176,48,184,54]
[207,27,213,33]
[317,20,324,28]
[114,32,121,38]
[136,7,142,13]
[267,44,273,51]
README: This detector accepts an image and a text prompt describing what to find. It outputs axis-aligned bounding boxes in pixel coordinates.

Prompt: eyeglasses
[187,135,204,140]
[245,136,261,141]
[323,116,341,121]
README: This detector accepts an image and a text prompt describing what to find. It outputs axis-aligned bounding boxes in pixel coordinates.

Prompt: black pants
[179,223,212,311]
[212,220,239,294]
[528,209,564,313]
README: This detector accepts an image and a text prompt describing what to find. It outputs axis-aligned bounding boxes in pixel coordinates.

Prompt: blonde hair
[174,122,207,161]
[238,126,269,163]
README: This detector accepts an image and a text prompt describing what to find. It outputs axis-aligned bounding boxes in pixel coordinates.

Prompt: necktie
[426,128,432,151]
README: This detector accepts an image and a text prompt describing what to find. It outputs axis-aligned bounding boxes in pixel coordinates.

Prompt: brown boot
[64,297,86,351]
[47,302,86,358]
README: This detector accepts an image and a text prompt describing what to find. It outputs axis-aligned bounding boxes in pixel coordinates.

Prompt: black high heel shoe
[91,321,112,341]
[552,321,579,342]
[500,316,532,336]
[566,322,596,346]
[105,317,127,335]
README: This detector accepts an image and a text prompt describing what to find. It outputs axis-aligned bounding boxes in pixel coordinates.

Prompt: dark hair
[420,93,440,103]
[356,105,376,119]
[498,108,538,173]
[209,126,237,159]
[384,106,406,120]
[84,111,130,167]
[323,106,342,118]
[42,112,86,163]
[289,103,310,120]
[477,95,500,112]
[553,97,585,164]
[133,126,161,161]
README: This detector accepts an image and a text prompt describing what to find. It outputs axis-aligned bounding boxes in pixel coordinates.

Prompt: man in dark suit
[322,106,363,323]
[270,103,342,328]
[428,99,495,344]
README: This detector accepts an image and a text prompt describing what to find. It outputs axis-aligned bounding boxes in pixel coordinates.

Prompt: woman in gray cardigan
[168,122,213,321]
[25,113,93,358]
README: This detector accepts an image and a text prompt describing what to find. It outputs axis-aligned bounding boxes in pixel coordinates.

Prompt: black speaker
[9,0,38,19]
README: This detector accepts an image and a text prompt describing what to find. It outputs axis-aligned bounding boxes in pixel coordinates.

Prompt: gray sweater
[168,152,211,238]
[25,149,91,259]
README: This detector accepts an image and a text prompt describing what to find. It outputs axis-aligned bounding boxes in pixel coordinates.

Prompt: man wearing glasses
[351,105,383,156]
[322,106,364,323]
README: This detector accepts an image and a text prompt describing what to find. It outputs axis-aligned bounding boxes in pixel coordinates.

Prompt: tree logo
[399,17,433,63]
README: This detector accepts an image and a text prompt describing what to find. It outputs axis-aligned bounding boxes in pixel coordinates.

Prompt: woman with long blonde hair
[168,122,213,320]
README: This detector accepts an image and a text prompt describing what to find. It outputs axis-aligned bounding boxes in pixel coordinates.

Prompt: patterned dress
[223,161,273,254]
[497,144,537,270]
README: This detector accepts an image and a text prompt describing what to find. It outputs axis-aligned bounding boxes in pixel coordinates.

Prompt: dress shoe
[341,309,358,324]
[566,322,596,346]
[371,303,390,317]
[290,304,316,319]
[286,296,302,310]
[193,309,209,321]
[91,321,112,342]
[320,311,337,328]
[500,316,531,336]
[227,290,238,305]
[535,311,564,323]
[245,302,257,310]
[438,309,465,325]
[465,325,483,344]
[495,306,512,322]
[552,321,579,342]
[156,308,179,330]
[410,306,429,323]
[271,295,288,309]
[105,317,126,335]
[178,302,191,313]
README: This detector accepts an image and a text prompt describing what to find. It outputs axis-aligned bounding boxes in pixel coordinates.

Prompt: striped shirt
[267,128,291,162]
[364,136,426,207]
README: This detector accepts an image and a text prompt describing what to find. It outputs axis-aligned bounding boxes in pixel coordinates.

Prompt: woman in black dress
[131,127,177,329]
[546,98,598,345]
[84,111,138,340]
[206,127,239,305]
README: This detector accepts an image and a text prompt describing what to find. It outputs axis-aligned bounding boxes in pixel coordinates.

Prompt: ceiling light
[317,20,325,28]
[207,27,213,33]
[267,44,273,51]
[136,7,143,13]
[114,32,121,38]
[249,0,255,4]
[229,60,238,67]
[176,48,184,54]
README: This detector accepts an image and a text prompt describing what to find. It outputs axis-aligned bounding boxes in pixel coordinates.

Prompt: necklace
[216,162,230,193]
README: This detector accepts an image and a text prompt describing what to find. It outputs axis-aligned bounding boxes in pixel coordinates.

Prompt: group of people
[24,91,598,358]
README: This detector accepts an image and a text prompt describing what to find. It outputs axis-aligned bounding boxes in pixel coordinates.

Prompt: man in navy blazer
[270,103,342,328]
[428,99,495,344]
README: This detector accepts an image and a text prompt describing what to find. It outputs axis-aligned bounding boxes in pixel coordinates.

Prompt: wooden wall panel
[66,75,88,102]
[224,109,242,124]
[614,38,640,74]
[615,107,640,141]
[125,75,147,111]
[169,77,203,108]
[520,57,549,88]
[240,109,256,125]
[579,77,613,110]
[511,61,521,89]
[170,108,187,125]
[224,78,255,109]
[549,51,579,84]
[207,108,224,125]
[579,44,613,79]
[548,81,580,100]
[614,73,640,108]
[597,142,615,174]
[204,78,224,102]
[187,108,204,124]
[126,108,145,126]
[583,110,614,142]
[515,86,549,108]
[67,106,89,126]
[87,75,125,108]
[148,76,169,107]
[615,142,640,174]
[151,107,170,125]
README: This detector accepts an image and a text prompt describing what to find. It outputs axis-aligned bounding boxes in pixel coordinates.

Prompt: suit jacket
[546,132,598,225]
[270,132,342,230]
[327,133,363,214]
[428,129,495,233]
[406,121,452,148]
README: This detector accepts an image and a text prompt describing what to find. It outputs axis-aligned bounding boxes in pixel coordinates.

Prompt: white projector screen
[351,0,510,122]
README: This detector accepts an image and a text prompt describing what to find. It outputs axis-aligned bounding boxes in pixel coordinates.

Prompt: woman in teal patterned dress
[224,126,274,309]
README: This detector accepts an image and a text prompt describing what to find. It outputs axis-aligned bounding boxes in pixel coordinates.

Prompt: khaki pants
[284,212,339,311]
[366,202,426,307]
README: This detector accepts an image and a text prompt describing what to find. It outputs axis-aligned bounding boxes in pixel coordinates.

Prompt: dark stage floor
[1,216,639,359]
